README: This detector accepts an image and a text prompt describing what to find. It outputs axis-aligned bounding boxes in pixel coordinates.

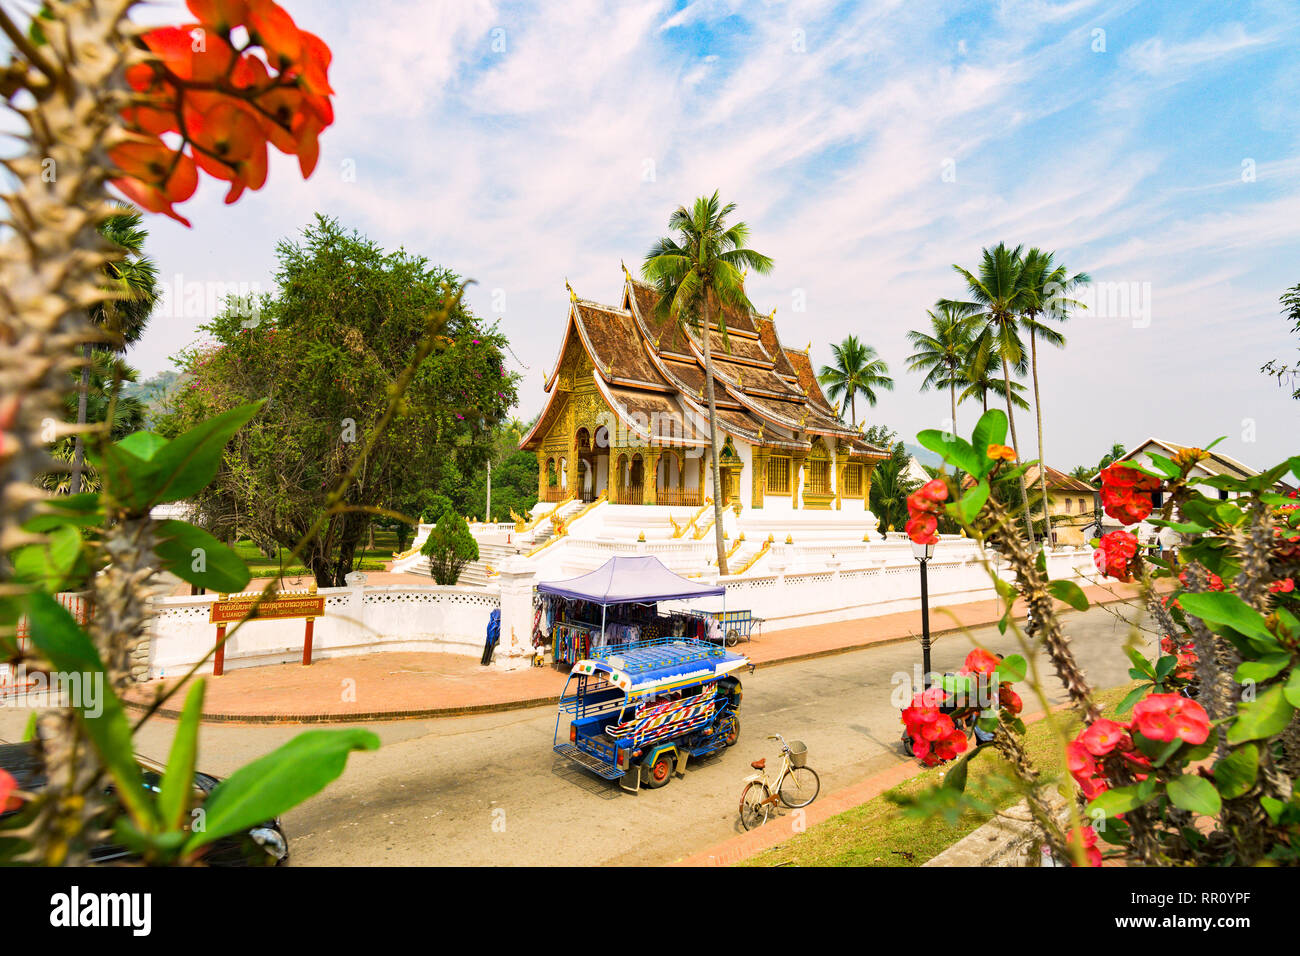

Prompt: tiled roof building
[520,268,888,512]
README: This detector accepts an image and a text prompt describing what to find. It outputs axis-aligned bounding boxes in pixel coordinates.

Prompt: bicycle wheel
[778,766,820,808]
[739,782,772,830]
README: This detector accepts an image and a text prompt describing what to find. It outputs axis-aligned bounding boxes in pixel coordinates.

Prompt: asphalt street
[0,600,1152,866]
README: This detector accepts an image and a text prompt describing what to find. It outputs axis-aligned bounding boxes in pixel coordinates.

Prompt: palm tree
[869,451,920,534]
[1098,442,1126,472]
[958,365,1030,414]
[1020,248,1089,540]
[818,335,893,428]
[44,353,147,493]
[906,303,977,437]
[643,192,773,574]
[944,243,1036,542]
[69,208,159,494]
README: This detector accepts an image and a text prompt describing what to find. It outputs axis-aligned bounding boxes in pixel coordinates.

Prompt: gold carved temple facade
[519,268,889,513]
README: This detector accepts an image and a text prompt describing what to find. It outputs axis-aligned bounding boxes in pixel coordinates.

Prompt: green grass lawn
[232,527,407,580]
[742,685,1133,867]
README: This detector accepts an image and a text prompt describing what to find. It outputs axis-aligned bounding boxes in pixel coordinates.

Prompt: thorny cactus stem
[982,494,1101,723]
[0,0,141,864]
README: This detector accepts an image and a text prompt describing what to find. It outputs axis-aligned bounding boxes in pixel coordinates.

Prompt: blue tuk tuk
[553,637,748,793]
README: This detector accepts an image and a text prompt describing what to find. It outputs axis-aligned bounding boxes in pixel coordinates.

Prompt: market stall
[533,556,727,666]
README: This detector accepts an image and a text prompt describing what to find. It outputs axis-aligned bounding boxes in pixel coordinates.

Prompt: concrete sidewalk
[124,580,1147,723]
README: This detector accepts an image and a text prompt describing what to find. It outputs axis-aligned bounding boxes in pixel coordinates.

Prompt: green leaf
[154,520,251,593]
[994,653,1027,684]
[117,430,170,460]
[159,680,205,831]
[11,525,84,592]
[1178,592,1274,643]
[1153,654,1178,683]
[1234,653,1292,684]
[183,728,379,854]
[1228,685,1296,745]
[1285,670,1300,709]
[917,428,980,477]
[1167,774,1221,816]
[1144,452,1182,479]
[1124,645,1155,680]
[1115,683,1150,717]
[970,409,1008,478]
[1087,784,1153,818]
[1213,745,1258,800]
[24,593,154,829]
[956,480,989,525]
[101,402,263,512]
[1048,579,1089,612]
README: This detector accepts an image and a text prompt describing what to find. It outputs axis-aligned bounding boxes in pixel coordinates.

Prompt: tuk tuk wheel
[725,628,740,647]
[643,751,675,789]
[721,714,740,747]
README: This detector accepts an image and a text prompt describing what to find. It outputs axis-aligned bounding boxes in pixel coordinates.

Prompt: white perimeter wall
[147,584,499,678]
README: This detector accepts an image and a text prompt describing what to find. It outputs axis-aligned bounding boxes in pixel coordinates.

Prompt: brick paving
[126,580,1148,723]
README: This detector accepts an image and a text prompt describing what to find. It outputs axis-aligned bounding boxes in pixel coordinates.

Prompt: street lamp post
[912,537,936,685]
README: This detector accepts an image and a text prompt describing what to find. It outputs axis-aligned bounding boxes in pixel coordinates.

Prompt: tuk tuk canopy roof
[536,556,724,605]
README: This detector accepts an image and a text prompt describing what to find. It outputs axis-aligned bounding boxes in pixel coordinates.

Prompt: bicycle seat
[750,758,766,770]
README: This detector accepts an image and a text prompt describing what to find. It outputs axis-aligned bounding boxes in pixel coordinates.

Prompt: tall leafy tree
[642,192,773,574]
[906,303,976,436]
[159,215,518,587]
[818,335,892,428]
[945,243,1036,541]
[70,208,159,494]
[1020,247,1089,539]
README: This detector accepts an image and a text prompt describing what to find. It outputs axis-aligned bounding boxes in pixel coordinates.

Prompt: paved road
[0,601,1153,866]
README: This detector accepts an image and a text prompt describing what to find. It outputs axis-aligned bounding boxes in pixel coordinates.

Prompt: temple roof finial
[565,278,577,302]
[621,260,632,282]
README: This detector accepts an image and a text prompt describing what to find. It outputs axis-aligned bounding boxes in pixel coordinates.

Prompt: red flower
[998,684,1022,715]
[1079,718,1128,756]
[905,512,938,546]
[1131,693,1210,745]
[0,768,19,813]
[1269,578,1294,594]
[962,648,1000,677]
[1067,825,1103,867]
[1098,464,1159,526]
[1093,529,1139,581]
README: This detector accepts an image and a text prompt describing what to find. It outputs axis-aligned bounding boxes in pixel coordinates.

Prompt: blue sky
[126,0,1300,469]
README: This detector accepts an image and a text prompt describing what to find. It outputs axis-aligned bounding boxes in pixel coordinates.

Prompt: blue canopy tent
[536,556,725,644]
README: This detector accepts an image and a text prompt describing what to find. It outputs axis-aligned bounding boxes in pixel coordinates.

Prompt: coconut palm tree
[944,243,1036,542]
[958,364,1030,415]
[1019,248,1090,539]
[906,302,977,437]
[69,208,159,494]
[643,192,773,574]
[818,335,893,428]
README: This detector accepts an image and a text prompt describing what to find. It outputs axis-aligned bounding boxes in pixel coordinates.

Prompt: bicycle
[738,734,820,830]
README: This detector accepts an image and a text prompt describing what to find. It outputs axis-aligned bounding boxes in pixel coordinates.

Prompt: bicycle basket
[788,740,808,768]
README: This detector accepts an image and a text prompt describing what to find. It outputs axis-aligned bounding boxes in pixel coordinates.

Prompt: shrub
[421,510,479,585]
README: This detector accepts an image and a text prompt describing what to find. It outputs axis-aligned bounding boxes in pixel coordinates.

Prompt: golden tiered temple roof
[521,270,888,460]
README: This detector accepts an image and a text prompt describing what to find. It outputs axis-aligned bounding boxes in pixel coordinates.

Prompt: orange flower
[247,0,303,69]
[186,0,249,32]
[110,137,199,226]
[987,443,1016,461]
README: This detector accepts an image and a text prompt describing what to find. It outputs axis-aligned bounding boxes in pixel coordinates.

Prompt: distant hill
[905,442,942,467]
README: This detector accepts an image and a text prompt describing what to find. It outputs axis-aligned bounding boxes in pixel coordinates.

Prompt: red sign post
[208,584,326,676]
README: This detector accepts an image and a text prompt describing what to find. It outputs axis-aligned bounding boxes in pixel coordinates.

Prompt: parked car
[0,740,288,866]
